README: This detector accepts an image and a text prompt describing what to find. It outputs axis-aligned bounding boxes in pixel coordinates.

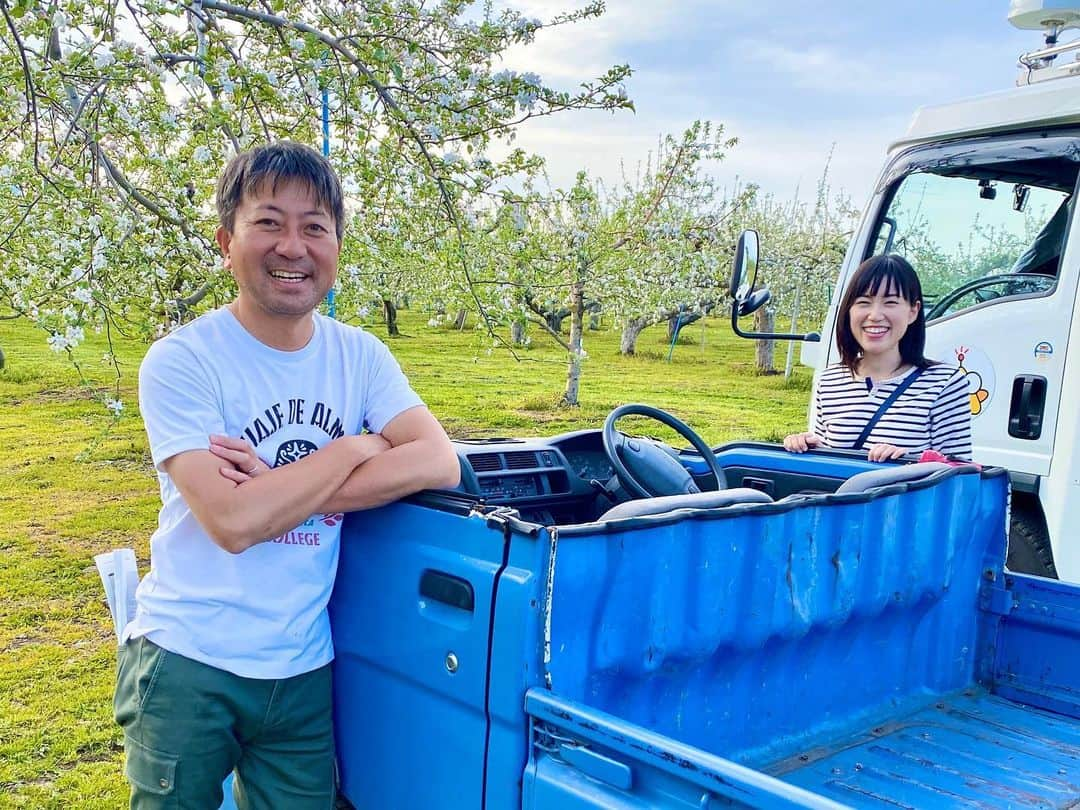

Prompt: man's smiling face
[217,179,340,323]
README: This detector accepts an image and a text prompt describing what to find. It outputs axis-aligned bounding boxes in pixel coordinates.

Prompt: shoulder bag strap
[853,366,926,451]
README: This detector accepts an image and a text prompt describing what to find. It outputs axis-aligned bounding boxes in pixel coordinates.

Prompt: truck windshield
[871,136,1080,321]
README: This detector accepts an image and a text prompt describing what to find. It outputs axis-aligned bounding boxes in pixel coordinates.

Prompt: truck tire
[1008,501,1057,579]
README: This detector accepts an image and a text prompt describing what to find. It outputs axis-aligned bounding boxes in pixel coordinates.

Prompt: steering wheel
[926,273,1052,320]
[602,404,727,498]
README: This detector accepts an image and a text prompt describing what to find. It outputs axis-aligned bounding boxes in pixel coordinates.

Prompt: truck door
[329,496,508,808]
[821,134,1080,572]
[855,136,1080,475]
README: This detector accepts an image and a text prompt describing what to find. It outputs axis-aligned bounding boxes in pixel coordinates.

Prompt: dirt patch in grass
[31,386,111,404]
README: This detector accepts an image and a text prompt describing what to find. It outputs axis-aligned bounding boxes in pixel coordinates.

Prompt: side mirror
[730,229,760,299]
[729,229,822,343]
[738,288,771,317]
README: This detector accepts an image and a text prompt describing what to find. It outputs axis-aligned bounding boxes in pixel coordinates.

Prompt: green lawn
[0,309,813,808]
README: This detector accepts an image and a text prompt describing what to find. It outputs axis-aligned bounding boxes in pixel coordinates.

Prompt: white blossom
[94,48,115,69]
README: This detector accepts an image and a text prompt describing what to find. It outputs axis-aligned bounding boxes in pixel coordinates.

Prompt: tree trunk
[784,281,804,380]
[383,298,400,337]
[510,320,526,346]
[754,306,776,373]
[562,281,585,406]
[547,308,570,333]
[453,309,467,329]
[587,301,602,330]
[620,317,647,355]
[668,311,703,342]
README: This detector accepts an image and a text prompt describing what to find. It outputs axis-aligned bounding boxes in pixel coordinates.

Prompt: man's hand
[210,434,271,483]
[318,406,459,513]
[866,443,907,462]
[783,432,822,453]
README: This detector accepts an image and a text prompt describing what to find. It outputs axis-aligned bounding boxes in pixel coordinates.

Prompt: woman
[784,254,972,461]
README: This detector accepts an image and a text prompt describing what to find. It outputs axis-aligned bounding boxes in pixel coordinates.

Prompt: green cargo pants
[114,636,335,809]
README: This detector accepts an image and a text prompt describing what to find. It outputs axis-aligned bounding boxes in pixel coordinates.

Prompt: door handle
[1009,375,1047,440]
[419,569,474,612]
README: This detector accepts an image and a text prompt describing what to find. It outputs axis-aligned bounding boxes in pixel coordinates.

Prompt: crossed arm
[163,406,460,555]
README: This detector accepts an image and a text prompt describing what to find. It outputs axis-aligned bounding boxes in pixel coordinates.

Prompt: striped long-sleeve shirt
[811,363,972,459]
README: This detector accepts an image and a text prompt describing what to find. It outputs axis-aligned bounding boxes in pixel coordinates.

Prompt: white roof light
[1009,1,1080,31]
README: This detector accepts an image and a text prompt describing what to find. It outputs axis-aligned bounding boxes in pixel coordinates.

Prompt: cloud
[715,118,907,202]
[734,40,944,99]
[495,107,897,202]
[484,1,1044,202]
[497,0,733,82]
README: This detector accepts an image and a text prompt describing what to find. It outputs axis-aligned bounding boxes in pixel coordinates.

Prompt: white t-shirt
[125,308,424,678]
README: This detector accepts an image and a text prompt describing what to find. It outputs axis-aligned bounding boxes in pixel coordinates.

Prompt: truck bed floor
[767,689,1080,809]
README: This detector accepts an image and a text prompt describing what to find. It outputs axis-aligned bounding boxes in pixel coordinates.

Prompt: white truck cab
[732,1,1080,580]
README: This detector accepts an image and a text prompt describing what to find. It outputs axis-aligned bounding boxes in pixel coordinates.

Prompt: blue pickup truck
[326,406,1080,809]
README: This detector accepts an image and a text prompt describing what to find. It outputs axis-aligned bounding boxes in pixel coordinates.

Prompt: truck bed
[768,688,1080,809]
[535,463,1080,808]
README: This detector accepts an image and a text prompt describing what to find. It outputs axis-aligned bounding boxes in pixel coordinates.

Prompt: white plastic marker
[94,548,139,641]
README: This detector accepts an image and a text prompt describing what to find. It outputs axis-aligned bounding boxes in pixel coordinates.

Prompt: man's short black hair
[216,141,345,241]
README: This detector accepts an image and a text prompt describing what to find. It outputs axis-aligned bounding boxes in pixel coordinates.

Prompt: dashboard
[448,432,856,525]
[452,430,614,521]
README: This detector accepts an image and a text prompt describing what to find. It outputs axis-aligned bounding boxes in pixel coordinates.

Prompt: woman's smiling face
[848,280,921,360]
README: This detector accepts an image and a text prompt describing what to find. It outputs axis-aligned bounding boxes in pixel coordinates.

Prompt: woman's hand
[866,442,907,462]
[209,434,271,484]
[783,432,822,453]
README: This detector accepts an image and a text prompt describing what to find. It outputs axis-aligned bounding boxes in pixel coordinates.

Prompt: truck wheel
[1007,502,1057,579]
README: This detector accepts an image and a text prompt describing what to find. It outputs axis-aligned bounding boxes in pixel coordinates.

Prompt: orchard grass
[0,309,813,808]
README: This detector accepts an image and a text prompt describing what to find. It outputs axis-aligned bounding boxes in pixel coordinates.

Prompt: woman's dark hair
[835,254,928,374]
[216,140,345,241]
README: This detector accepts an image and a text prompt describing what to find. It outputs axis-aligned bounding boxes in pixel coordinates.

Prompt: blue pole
[322,87,336,319]
[666,311,684,363]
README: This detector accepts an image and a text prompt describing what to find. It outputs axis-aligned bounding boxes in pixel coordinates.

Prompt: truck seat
[599,488,773,521]
[835,461,954,494]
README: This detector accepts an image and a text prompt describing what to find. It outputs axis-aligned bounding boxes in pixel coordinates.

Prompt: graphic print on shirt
[238,397,347,548]
[240,397,347,449]
[275,438,319,466]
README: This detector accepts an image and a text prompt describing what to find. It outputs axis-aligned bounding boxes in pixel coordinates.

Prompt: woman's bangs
[855,264,914,303]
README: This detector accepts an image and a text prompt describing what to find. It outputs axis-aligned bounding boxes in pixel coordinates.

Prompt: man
[115,140,460,808]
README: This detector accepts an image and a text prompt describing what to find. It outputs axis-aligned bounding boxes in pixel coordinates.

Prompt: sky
[497,0,1045,205]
